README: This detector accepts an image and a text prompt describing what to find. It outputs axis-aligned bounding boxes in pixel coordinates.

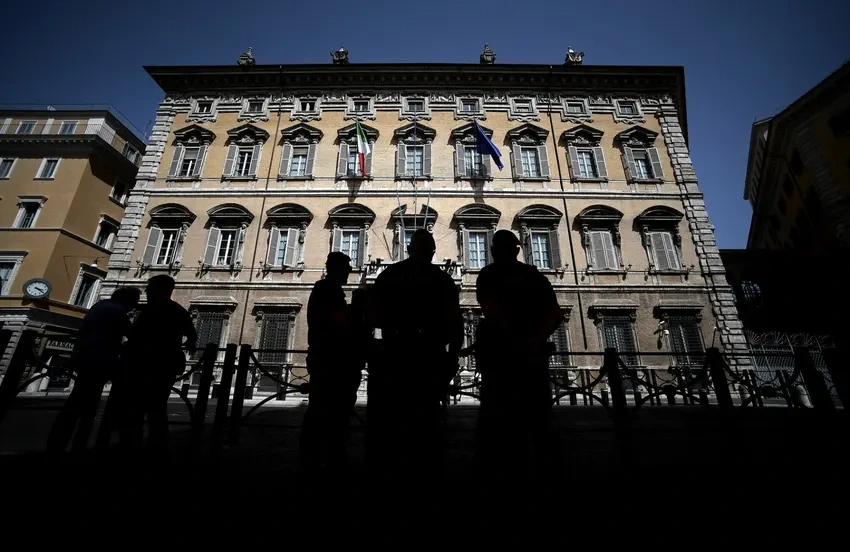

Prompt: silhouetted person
[300,252,362,474]
[46,287,140,456]
[122,275,196,456]
[475,230,561,488]
[368,229,463,489]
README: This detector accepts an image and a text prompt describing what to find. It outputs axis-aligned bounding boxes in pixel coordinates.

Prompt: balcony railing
[0,122,142,166]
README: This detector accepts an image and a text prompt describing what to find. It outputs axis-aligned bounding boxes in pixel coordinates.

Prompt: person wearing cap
[300,251,361,474]
[475,229,562,486]
[368,228,463,489]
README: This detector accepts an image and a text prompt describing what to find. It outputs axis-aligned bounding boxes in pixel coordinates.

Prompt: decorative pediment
[225,123,270,145]
[281,123,323,144]
[394,122,436,143]
[266,203,313,225]
[149,203,196,224]
[454,204,501,225]
[575,205,623,224]
[615,125,658,147]
[516,204,563,224]
[636,206,684,225]
[562,124,604,146]
[173,124,216,144]
[506,123,548,144]
[338,122,378,143]
[208,204,254,224]
[391,204,438,222]
[451,122,493,144]
[328,203,376,224]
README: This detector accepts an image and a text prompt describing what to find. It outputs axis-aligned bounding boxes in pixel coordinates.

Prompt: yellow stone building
[103,49,746,389]
[0,109,144,378]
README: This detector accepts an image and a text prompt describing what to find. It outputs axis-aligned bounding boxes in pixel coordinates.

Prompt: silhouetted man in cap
[300,252,362,474]
[475,229,561,487]
[369,228,463,488]
[46,287,141,456]
[122,275,196,455]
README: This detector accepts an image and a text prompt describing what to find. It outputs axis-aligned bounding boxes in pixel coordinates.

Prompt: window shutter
[266,226,280,266]
[337,142,349,177]
[481,153,491,178]
[279,143,292,178]
[623,147,637,180]
[283,228,299,267]
[537,144,550,178]
[193,145,207,177]
[0,118,11,134]
[549,229,562,268]
[567,146,580,179]
[43,118,54,134]
[650,232,671,270]
[589,231,604,269]
[523,232,534,265]
[648,147,664,179]
[455,142,464,178]
[593,146,608,179]
[512,144,523,178]
[331,228,342,253]
[142,226,162,265]
[396,143,406,177]
[365,143,373,176]
[486,228,495,265]
[462,229,471,268]
[601,230,616,269]
[223,145,238,177]
[204,227,220,266]
[248,144,261,176]
[304,144,317,177]
[603,322,619,350]
[356,229,367,267]
[423,142,432,177]
[550,321,570,366]
[168,145,184,177]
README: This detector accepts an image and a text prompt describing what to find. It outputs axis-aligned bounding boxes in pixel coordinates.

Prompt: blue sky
[1,0,848,248]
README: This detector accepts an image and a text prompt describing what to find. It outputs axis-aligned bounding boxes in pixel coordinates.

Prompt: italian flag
[356,121,371,175]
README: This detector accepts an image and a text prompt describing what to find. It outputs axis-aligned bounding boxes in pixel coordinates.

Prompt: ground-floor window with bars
[193,311,227,360]
[549,320,571,367]
[258,312,294,365]
[601,316,638,366]
[463,311,482,370]
[668,316,704,366]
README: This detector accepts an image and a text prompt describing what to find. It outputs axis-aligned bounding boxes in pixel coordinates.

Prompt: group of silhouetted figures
[47,229,562,491]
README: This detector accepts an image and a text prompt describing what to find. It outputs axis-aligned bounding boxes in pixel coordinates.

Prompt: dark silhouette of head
[408,229,436,263]
[491,230,521,263]
[146,275,175,304]
[111,287,141,312]
[325,252,352,285]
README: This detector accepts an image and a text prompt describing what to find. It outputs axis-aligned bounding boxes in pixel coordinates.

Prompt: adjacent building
[0,108,145,382]
[103,48,745,391]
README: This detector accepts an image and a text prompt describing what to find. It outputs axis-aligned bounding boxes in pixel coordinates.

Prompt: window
[619,101,637,115]
[216,229,238,266]
[353,100,370,112]
[290,146,308,177]
[520,147,540,178]
[617,127,663,182]
[266,226,300,268]
[94,220,118,249]
[646,231,681,271]
[37,159,59,179]
[549,320,571,367]
[406,145,424,176]
[300,99,316,112]
[408,100,425,113]
[468,231,488,269]
[346,147,360,177]
[632,149,652,179]
[463,146,482,177]
[566,102,586,114]
[340,229,361,265]
[155,229,179,265]
[588,230,618,270]
[234,147,254,177]
[122,143,139,164]
[17,121,35,134]
[72,273,100,308]
[461,99,478,112]
[247,100,264,113]
[193,311,227,360]
[196,101,212,114]
[15,202,40,229]
[258,312,293,364]
[180,147,200,177]
[576,150,597,178]
[668,317,704,366]
[530,231,552,269]
[514,99,532,113]
[111,181,128,203]
[59,121,77,135]
[0,159,14,179]
[602,316,638,366]
[0,259,23,296]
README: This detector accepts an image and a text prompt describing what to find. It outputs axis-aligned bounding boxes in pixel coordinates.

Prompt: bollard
[228,344,252,446]
[192,343,217,432]
[706,348,733,410]
[211,344,238,443]
[795,347,834,410]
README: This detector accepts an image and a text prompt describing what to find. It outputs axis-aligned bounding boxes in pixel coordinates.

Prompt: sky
[1,0,848,249]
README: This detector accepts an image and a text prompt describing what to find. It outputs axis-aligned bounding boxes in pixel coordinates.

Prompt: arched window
[506,123,550,181]
[390,205,438,262]
[395,123,436,179]
[636,206,685,272]
[563,124,608,182]
[141,204,197,269]
[451,122,493,180]
[615,125,664,183]
[263,204,313,269]
[454,204,501,269]
[279,123,323,180]
[202,205,254,270]
[328,204,376,267]
[516,204,563,270]
[167,125,216,180]
[222,124,270,180]
[575,205,625,272]
[337,123,378,179]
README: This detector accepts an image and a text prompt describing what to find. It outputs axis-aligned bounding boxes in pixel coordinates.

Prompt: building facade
[104,50,745,389]
[0,109,145,382]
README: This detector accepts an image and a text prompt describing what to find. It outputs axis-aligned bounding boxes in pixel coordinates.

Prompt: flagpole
[412,118,418,230]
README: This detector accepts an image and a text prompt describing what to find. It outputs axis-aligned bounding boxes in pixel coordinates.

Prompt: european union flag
[474,120,503,170]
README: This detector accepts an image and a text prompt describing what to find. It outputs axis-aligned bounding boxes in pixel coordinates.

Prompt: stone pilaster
[657,106,748,356]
